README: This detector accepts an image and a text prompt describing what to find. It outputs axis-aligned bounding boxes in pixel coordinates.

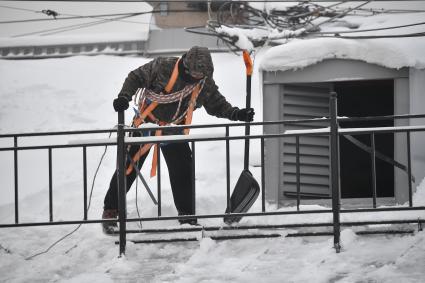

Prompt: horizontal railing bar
[2,124,425,152]
[1,212,423,229]
[0,142,117,151]
[0,219,117,228]
[0,128,116,138]
[341,206,425,213]
[338,113,425,123]
[1,113,424,139]
[339,125,425,135]
[125,229,415,244]
[121,219,425,234]
[0,132,331,151]
[123,223,335,234]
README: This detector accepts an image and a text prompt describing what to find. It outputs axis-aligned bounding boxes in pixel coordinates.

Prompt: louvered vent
[281,83,332,199]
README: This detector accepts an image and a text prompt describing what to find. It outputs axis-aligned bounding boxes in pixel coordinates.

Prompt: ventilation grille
[281,84,331,198]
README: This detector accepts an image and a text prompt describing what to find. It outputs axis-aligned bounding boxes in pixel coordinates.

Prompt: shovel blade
[224,169,260,224]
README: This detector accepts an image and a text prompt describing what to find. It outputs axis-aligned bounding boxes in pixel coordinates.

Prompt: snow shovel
[224,50,260,224]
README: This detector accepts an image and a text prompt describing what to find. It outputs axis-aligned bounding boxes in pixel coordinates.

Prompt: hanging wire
[186,0,425,51]
[25,131,112,261]
[0,7,208,25]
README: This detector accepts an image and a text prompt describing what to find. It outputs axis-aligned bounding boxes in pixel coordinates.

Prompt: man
[102,46,254,233]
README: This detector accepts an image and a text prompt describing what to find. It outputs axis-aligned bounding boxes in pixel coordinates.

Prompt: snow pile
[260,11,425,71]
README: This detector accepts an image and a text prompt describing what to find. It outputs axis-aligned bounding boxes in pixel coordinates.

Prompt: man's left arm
[199,78,254,122]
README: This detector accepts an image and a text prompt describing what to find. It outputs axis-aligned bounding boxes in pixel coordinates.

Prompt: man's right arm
[117,60,156,102]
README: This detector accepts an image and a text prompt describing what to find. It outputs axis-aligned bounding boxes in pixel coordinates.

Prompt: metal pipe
[371,133,377,208]
[329,91,341,253]
[226,126,231,212]
[4,126,425,152]
[407,132,413,207]
[1,209,425,229]
[83,146,88,220]
[117,111,127,256]
[261,137,266,212]
[296,136,301,211]
[13,136,19,224]
[157,143,162,216]
[1,113,425,139]
[191,141,196,215]
[48,148,53,222]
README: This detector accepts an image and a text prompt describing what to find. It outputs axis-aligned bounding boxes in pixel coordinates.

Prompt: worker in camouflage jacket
[102,46,254,233]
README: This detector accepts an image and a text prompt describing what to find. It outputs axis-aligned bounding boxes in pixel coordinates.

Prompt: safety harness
[126,59,206,177]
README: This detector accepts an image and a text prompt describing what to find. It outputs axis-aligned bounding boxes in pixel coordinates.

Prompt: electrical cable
[12,13,144,37]
[193,0,425,51]
[135,159,143,230]
[0,9,205,25]
[307,20,425,35]
[318,31,425,39]
[0,12,147,24]
[25,131,113,261]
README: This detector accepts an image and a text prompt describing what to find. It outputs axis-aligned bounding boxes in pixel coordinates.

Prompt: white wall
[409,68,425,190]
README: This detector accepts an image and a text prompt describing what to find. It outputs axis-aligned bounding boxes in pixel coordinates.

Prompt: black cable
[12,13,144,37]
[0,12,145,24]
[307,21,425,35]
[0,9,204,24]
[321,31,425,39]
[25,132,112,261]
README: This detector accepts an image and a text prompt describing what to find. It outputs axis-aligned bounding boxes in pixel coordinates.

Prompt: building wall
[149,1,209,29]
[0,41,145,59]
[409,68,425,191]
[146,28,228,56]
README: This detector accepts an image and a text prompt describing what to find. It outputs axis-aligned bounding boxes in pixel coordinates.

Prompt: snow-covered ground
[1,52,425,282]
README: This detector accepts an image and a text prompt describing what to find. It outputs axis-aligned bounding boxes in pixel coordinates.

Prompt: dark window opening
[335,80,394,198]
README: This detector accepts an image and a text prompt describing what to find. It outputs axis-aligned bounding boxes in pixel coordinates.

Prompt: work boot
[102,209,118,235]
[179,217,199,226]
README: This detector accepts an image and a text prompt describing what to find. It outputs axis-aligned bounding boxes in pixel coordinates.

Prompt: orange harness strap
[127,58,200,177]
[183,84,201,135]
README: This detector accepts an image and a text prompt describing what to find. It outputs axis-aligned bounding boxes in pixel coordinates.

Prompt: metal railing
[1,92,425,256]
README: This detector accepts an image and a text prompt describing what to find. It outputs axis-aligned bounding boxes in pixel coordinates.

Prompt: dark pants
[104,142,194,216]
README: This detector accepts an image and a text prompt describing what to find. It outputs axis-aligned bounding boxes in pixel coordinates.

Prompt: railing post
[117,111,127,256]
[14,136,19,224]
[371,133,377,208]
[83,146,88,220]
[191,141,196,215]
[407,131,413,207]
[48,148,53,222]
[226,126,231,213]
[157,142,162,217]
[330,91,341,253]
[261,137,266,212]
[296,136,301,211]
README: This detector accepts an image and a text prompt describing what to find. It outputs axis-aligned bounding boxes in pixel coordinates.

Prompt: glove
[232,107,255,122]
[113,96,129,112]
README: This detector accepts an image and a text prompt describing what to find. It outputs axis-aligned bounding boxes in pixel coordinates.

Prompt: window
[159,1,168,16]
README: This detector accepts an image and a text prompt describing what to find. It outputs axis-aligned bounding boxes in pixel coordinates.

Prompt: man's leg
[161,142,196,224]
[104,144,150,210]
[102,139,150,233]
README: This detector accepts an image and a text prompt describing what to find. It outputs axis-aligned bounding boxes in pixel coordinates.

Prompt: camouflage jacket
[118,57,237,124]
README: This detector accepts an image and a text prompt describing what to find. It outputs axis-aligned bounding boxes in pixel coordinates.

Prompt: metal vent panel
[281,83,331,199]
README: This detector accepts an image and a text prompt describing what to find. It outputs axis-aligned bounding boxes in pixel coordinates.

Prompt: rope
[144,78,205,104]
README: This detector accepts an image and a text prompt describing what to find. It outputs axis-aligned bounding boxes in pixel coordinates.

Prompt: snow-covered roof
[0,1,152,47]
[253,2,425,72]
